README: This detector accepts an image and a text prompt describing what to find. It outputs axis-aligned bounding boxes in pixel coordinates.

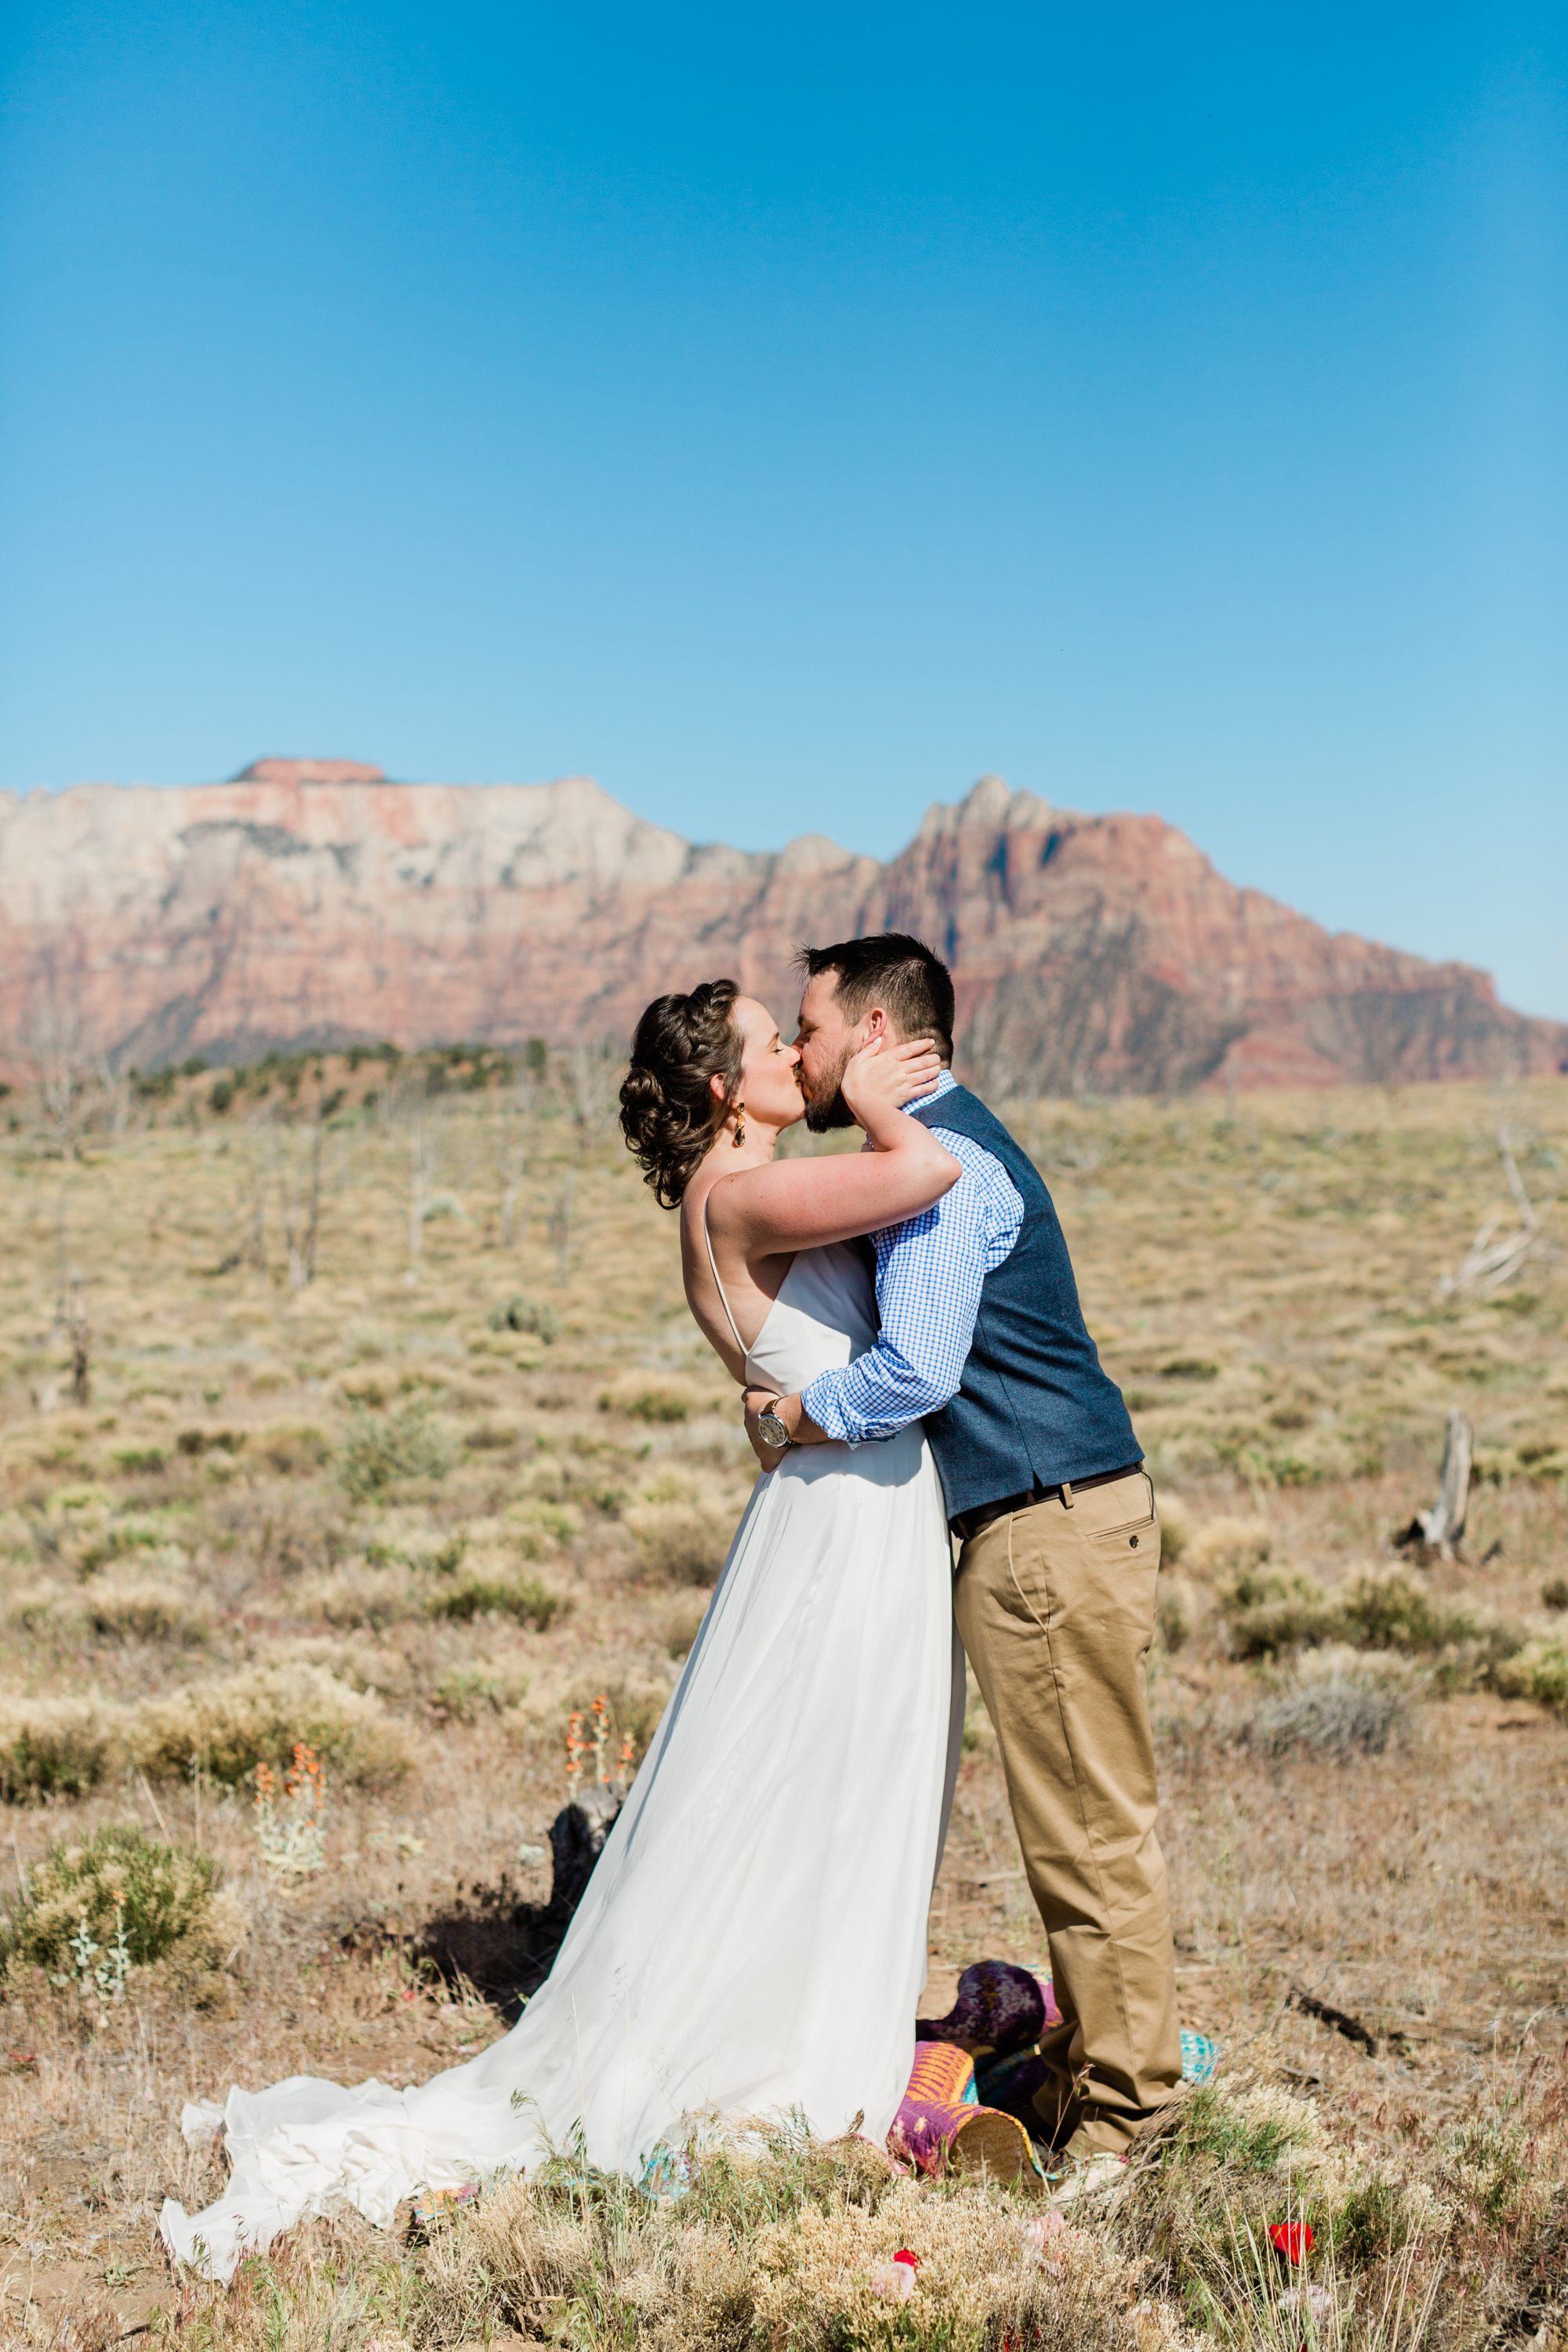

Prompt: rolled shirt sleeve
[802,1125,1025,1444]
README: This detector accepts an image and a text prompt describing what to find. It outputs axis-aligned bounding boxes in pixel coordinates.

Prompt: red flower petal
[1268,2223,1314,2263]
[893,2248,920,2270]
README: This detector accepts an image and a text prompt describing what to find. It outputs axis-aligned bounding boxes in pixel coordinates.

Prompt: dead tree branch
[1438,1123,1558,1301]
[568,1044,619,1150]
[405,1109,441,1274]
[65,1273,91,1406]
[496,1076,535,1249]
[276,1119,324,1289]
[27,996,96,1160]
[1396,1407,1472,1561]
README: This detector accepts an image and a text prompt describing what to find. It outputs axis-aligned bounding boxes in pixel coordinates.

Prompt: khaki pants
[953,1468,1181,2153]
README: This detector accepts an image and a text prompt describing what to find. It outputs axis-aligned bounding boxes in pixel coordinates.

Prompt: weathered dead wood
[1439,1124,1558,1300]
[1287,1985,1407,2056]
[1396,1406,1472,1561]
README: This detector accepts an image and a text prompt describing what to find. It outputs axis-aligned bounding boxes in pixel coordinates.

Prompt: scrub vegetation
[0,1050,1564,2347]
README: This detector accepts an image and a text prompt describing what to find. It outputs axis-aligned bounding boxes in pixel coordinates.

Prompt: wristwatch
[756,1399,793,1450]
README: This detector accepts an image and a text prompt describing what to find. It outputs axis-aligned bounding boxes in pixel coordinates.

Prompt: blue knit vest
[906,1085,1140,1518]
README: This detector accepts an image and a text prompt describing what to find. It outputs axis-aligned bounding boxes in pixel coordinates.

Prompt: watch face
[758,1412,788,1446]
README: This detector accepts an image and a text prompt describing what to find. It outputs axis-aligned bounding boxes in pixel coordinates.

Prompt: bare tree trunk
[548,1162,576,1286]
[1397,1408,1473,1561]
[568,1044,618,1149]
[52,1188,70,1340]
[95,1050,130,1138]
[49,1189,91,1401]
[496,1079,533,1248]
[303,1122,321,1283]
[279,1120,323,1288]
[241,1116,270,1272]
[407,1112,437,1272]
[67,1274,91,1406]
[27,993,95,1160]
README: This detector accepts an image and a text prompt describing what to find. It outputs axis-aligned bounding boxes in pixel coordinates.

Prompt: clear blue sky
[2,2,1565,1015]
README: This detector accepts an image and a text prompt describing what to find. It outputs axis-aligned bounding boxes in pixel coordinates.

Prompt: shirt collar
[928,1068,958,1099]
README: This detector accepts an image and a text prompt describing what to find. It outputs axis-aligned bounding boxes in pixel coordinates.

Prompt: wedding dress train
[162,1240,961,2279]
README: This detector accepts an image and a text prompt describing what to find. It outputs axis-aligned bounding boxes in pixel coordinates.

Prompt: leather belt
[949,1461,1144,1546]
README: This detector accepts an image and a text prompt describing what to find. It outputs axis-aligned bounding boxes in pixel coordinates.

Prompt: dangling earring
[732,1103,746,1147]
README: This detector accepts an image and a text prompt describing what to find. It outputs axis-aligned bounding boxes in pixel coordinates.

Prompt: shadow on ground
[347,1791,622,2019]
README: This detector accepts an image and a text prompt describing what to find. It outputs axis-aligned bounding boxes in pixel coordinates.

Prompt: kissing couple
[163,932,1180,2280]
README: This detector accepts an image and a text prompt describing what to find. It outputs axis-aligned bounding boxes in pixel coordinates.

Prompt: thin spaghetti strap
[702,1196,749,1362]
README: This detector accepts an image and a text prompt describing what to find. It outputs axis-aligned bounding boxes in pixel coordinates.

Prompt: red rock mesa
[2,765,1563,1091]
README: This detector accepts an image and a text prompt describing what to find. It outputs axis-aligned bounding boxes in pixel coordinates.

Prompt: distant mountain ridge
[2,758,1563,1093]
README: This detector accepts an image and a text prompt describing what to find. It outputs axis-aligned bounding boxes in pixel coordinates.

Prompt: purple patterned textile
[886,2040,1033,2180]
[914,1959,1060,2058]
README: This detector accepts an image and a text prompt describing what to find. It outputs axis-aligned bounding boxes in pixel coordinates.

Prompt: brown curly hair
[619,979,746,1208]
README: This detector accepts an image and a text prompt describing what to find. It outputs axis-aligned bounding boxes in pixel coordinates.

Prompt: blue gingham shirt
[802,1071,1024,1443]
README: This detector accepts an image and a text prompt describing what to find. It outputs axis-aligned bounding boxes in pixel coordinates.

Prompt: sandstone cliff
[2,759,1562,1093]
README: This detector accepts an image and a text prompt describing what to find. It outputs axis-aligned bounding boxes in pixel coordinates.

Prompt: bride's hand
[840,1034,945,1124]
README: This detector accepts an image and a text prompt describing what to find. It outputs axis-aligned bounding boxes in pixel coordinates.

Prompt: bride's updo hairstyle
[620,978,745,1209]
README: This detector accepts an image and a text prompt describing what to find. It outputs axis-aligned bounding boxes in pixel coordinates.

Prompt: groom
[743,931,1181,2182]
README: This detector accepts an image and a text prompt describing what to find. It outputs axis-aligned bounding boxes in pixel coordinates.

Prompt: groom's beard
[801,1044,858,1133]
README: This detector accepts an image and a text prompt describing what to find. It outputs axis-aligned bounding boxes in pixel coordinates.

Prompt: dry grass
[0,1058,1565,2347]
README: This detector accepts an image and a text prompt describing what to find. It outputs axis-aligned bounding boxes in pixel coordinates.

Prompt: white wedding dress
[162,1239,962,2280]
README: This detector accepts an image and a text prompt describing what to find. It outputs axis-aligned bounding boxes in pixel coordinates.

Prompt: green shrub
[1174,2082,1295,2172]
[1330,2170,1417,2263]
[431,1669,512,1721]
[426,1573,564,1628]
[1189,1515,1272,1581]
[486,1294,559,1345]
[82,1577,211,1645]
[1491,1635,1568,1711]
[463,1420,522,1451]
[1155,1493,1190,1564]
[136,1663,412,1787]
[564,1676,669,1751]
[1441,2114,1536,2232]
[1106,2067,1439,2319]
[0,1824,218,1972]
[1337,1573,1477,1651]
[80,1513,167,1563]
[659,1588,710,1659]
[0,1696,127,1800]
[306,1563,423,1630]
[339,1399,456,1497]
[1218,1566,1340,1657]
[176,1427,247,1457]
[601,1385,691,1425]
[110,1444,168,1474]
[1156,1574,1194,1653]
[259,1422,332,1475]
[1222,1566,1508,1664]
[628,1503,732,1585]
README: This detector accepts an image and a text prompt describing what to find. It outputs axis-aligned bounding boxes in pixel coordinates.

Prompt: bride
[162,982,964,2281]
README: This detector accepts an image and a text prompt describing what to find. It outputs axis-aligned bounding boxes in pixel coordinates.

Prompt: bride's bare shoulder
[699,1158,783,1236]
[679,1168,735,1258]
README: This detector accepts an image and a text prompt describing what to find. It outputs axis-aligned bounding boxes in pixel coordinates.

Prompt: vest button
[1129,1534,1139,1547]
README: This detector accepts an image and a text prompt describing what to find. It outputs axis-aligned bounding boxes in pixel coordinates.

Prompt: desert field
[0,1049,1564,2350]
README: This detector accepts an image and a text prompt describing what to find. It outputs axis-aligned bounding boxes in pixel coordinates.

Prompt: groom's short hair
[794,933,955,1063]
